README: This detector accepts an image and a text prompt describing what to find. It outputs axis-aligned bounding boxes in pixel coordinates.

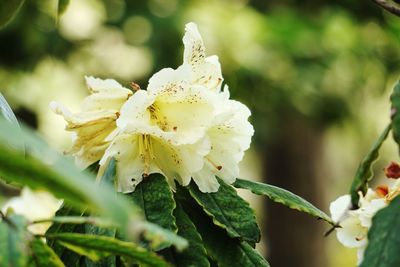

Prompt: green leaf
[85,224,117,266]
[0,214,29,267]
[140,222,188,252]
[188,178,260,243]
[360,195,400,267]
[58,0,70,16]
[160,203,209,267]
[129,174,177,231]
[0,94,19,127]
[178,189,269,267]
[0,118,141,237]
[233,178,334,225]
[30,238,65,267]
[128,173,177,250]
[349,124,391,207]
[49,233,172,267]
[0,0,25,29]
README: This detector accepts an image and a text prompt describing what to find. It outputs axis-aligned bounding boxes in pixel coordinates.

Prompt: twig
[372,0,400,16]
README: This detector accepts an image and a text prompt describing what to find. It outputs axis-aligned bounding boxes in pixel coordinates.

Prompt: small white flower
[50,76,132,169]
[2,187,62,235]
[330,187,392,265]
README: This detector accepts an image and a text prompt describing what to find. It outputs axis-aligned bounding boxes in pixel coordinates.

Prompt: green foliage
[160,203,210,267]
[188,178,261,244]
[0,214,29,267]
[360,196,400,267]
[178,188,269,267]
[0,0,25,29]
[29,238,64,267]
[48,233,172,267]
[349,124,391,207]
[391,81,400,153]
[57,0,70,17]
[233,178,334,225]
[129,174,177,233]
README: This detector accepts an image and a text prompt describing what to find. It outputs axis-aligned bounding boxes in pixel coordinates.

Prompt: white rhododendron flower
[330,181,400,265]
[1,187,62,235]
[53,22,254,193]
[50,76,133,169]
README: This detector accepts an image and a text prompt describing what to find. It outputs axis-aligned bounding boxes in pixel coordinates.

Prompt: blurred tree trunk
[263,114,326,267]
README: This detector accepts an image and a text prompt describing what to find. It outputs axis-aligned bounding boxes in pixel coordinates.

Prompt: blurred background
[1,0,400,266]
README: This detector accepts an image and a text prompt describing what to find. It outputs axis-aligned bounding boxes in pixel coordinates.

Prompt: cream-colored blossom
[52,22,253,193]
[1,187,62,235]
[50,76,132,169]
[98,22,254,193]
[330,184,399,265]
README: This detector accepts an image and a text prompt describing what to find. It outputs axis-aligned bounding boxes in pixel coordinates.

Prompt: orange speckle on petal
[376,185,389,198]
[384,162,400,179]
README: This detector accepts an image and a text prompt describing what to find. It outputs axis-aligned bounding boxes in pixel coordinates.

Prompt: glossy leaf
[349,124,391,207]
[178,189,269,267]
[49,233,172,267]
[161,203,209,267]
[233,178,334,225]
[360,196,400,267]
[0,0,25,28]
[30,238,65,267]
[188,178,260,243]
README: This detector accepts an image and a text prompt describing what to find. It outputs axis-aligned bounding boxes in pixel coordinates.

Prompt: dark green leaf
[160,203,209,267]
[0,214,29,267]
[30,238,65,267]
[85,224,117,267]
[129,174,177,231]
[49,233,172,267]
[128,173,177,250]
[58,0,70,16]
[0,0,25,29]
[178,189,269,267]
[188,178,260,243]
[349,124,391,207]
[233,178,334,225]
[360,196,400,267]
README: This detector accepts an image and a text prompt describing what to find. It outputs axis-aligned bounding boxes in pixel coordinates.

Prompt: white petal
[85,76,132,94]
[192,166,220,193]
[183,22,206,66]
[336,215,368,248]
[330,194,351,222]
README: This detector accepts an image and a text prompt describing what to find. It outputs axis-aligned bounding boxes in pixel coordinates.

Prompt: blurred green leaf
[29,238,65,267]
[349,124,391,207]
[0,214,29,267]
[178,189,269,267]
[0,118,140,235]
[160,203,209,267]
[391,81,400,151]
[188,178,260,244]
[57,0,70,16]
[49,233,172,267]
[360,196,400,267]
[85,224,117,267]
[129,173,177,250]
[233,178,334,225]
[0,0,25,29]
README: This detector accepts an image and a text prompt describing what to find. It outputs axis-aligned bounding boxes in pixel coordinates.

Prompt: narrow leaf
[30,238,65,267]
[178,189,269,267]
[188,178,260,243]
[360,196,400,267]
[49,233,172,267]
[0,214,29,267]
[57,0,70,16]
[85,223,117,266]
[0,0,25,28]
[349,124,391,207]
[233,178,334,225]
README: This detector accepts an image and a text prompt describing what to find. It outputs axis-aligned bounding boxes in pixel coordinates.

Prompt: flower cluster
[330,180,400,264]
[51,22,254,193]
